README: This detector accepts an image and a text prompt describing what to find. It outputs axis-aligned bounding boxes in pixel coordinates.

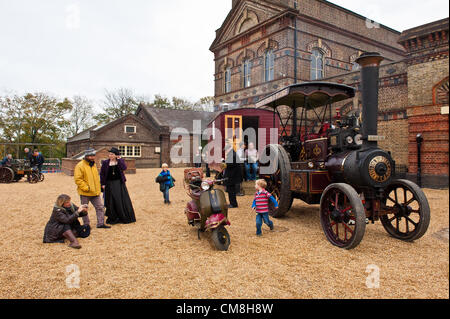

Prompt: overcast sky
[0,0,448,109]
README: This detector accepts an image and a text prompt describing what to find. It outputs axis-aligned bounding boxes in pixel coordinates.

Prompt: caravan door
[224,115,242,151]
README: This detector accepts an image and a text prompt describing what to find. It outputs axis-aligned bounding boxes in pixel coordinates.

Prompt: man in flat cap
[74,149,110,229]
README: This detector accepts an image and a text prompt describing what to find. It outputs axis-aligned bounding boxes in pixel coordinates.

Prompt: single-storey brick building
[66,107,219,168]
[66,113,170,168]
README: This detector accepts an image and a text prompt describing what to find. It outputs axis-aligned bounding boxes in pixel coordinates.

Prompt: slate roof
[67,107,218,143]
[67,125,99,143]
[141,106,219,134]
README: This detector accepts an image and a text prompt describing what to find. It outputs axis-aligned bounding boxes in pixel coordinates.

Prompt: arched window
[224,67,231,93]
[243,59,252,88]
[433,77,449,105]
[264,50,274,82]
[310,49,324,80]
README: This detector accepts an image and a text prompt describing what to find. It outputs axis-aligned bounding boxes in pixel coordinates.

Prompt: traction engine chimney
[356,52,384,148]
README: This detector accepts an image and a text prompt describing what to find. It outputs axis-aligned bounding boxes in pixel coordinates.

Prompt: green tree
[0,92,72,158]
[0,95,25,144]
[21,93,72,144]
[151,94,171,109]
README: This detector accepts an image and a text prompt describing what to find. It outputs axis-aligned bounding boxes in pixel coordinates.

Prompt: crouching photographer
[43,194,91,249]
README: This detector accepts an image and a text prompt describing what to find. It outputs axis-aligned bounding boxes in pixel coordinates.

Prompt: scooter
[183,168,231,251]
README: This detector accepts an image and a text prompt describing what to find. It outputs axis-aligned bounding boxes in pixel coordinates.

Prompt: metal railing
[42,158,61,173]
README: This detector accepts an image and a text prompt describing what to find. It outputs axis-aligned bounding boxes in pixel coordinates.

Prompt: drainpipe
[159,135,163,168]
[416,133,423,187]
[293,2,298,84]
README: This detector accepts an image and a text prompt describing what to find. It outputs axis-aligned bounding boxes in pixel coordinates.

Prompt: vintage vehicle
[0,159,42,184]
[183,168,231,251]
[255,52,430,249]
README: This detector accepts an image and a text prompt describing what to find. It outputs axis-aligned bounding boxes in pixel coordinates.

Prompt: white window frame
[124,125,137,134]
[311,48,324,80]
[264,50,274,82]
[243,59,251,88]
[118,145,141,158]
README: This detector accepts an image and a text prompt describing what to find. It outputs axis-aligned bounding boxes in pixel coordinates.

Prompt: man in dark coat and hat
[223,143,243,208]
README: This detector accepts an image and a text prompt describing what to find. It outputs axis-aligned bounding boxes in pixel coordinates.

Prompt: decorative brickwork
[211,0,405,108]
[400,18,449,186]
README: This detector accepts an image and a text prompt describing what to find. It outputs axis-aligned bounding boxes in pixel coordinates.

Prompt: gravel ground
[0,168,448,299]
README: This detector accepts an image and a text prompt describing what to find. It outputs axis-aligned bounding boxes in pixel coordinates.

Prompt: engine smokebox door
[305,138,328,161]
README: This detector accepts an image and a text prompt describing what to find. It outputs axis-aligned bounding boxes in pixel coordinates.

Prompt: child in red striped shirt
[252,179,278,236]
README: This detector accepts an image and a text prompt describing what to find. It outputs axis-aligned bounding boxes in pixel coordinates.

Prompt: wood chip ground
[0,169,448,298]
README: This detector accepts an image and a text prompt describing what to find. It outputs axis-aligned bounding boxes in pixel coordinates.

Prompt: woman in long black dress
[100,147,136,224]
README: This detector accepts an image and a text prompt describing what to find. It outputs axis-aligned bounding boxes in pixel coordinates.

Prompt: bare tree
[67,95,95,137]
[194,96,215,112]
[172,96,194,110]
[94,88,139,124]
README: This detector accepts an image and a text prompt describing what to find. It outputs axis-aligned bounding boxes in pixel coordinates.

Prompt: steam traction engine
[0,159,40,184]
[257,52,430,249]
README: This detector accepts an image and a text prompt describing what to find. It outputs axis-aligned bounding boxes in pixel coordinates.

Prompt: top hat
[108,147,120,156]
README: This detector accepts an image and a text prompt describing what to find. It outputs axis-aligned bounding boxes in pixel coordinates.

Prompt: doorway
[243,116,259,148]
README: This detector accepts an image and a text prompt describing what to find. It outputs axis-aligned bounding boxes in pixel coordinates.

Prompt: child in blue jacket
[156,163,175,204]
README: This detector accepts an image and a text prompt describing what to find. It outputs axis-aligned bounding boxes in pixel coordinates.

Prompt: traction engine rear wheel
[380,179,430,242]
[320,183,366,250]
[259,144,293,218]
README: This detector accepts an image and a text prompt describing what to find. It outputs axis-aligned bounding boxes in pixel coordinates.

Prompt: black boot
[97,224,111,229]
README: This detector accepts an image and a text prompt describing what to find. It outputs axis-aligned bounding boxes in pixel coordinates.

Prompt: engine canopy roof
[256,82,356,109]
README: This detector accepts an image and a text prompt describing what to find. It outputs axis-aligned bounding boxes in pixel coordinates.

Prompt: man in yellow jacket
[74,149,110,229]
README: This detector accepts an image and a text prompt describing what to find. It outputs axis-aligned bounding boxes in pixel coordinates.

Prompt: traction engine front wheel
[320,183,366,250]
[380,179,430,242]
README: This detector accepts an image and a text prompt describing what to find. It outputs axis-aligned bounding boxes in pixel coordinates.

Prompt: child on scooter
[252,179,278,236]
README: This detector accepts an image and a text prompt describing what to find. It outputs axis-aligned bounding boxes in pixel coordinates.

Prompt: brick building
[135,105,218,167]
[67,107,217,169]
[399,19,449,186]
[308,18,449,187]
[66,113,170,168]
[211,0,448,187]
[211,0,405,108]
